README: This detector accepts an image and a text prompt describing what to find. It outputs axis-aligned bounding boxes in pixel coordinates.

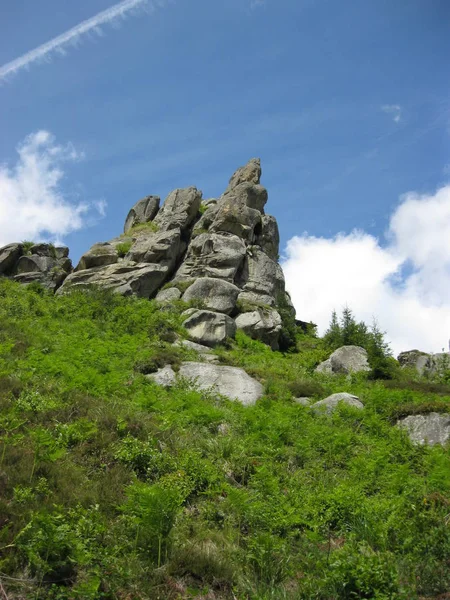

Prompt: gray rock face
[210,194,262,242]
[126,229,181,271]
[397,413,450,446]
[124,195,160,233]
[312,393,364,414]
[256,215,280,260]
[0,244,22,274]
[174,233,246,282]
[397,350,450,376]
[155,287,182,303]
[183,309,236,347]
[147,361,263,406]
[154,187,202,232]
[76,243,118,271]
[316,346,370,375]
[59,262,168,298]
[237,248,286,307]
[235,308,282,350]
[226,157,261,190]
[182,278,240,314]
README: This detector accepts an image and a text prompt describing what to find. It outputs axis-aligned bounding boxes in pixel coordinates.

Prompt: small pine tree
[323,309,342,350]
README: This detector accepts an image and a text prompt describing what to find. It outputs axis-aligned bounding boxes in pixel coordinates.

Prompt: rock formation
[0,243,72,291]
[315,345,370,375]
[397,349,450,376]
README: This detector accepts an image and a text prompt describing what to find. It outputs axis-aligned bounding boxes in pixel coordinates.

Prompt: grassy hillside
[0,279,449,599]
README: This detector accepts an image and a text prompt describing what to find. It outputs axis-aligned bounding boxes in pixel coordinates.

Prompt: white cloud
[250,0,265,9]
[0,0,165,82]
[282,184,450,355]
[0,131,104,246]
[381,104,402,123]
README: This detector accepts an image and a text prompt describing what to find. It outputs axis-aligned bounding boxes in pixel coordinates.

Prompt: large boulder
[173,233,246,282]
[235,308,282,350]
[209,195,262,242]
[316,346,370,375]
[58,262,168,298]
[124,195,160,233]
[9,244,73,291]
[0,243,22,275]
[397,350,450,376]
[226,157,261,190]
[147,361,263,406]
[311,393,364,414]
[397,413,450,446]
[183,309,236,347]
[154,187,202,232]
[155,287,182,303]
[76,243,118,271]
[182,277,240,314]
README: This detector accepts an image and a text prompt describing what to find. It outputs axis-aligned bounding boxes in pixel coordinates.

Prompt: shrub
[115,241,132,257]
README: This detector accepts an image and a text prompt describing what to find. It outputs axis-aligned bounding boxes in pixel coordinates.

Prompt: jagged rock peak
[227,158,262,190]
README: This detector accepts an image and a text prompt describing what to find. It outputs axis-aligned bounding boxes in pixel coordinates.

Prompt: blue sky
[1,0,449,352]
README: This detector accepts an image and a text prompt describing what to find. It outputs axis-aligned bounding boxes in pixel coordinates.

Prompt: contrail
[0,0,161,82]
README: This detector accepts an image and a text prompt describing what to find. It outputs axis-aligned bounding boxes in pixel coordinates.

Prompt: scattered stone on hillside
[311,392,364,414]
[0,244,22,274]
[154,187,202,232]
[76,243,118,271]
[58,263,168,298]
[147,361,263,405]
[182,277,240,314]
[294,397,311,406]
[174,232,247,282]
[155,287,182,303]
[178,339,214,353]
[183,309,236,347]
[397,349,450,376]
[315,345,370,375]
[124,195,160,234]
[126,228,182,271]
[397,413,450,446]
[235,308,282,350]
[397,350,430,375]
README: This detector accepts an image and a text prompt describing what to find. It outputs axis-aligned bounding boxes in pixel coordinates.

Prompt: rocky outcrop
[146,361,264,406]
[311,392,364,414]
[316,346,370,375]
[2,159,296,349]
[397,413,450,446]
[397,350,450,376]
[0,243,72,291]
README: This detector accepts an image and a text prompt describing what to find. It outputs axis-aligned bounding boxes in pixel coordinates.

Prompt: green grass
[0,280,449,599]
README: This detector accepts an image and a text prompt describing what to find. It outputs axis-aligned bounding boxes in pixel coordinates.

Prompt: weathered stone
[311,393,364,414]
[147,364,177,387]
[177,339,214,354]
[13,270,67,291]
[174,233,246,282]
[256,215,279,260]
[126,228,181,271]
[154,187,202,232]
[16,255,55,274]
[294,397,311,406]
[124,195,160,233]
[235,308,282,350]
[58,262,168,298]
[237,248,286,306]
[155,287,182,303]
[192,203,220,236]
[316,346,370,375]
[210,194,261,242]
[226,158,261,190]
[0,243,22,275]
[54,246,70,259]
[222,182,268,213]
[28,243,67,258]
[147,361,263,406]
[76,243,118,271]
[182,277,240,314]
[183,309,236,347]
[397,350,430,375]
[397,413,450,446]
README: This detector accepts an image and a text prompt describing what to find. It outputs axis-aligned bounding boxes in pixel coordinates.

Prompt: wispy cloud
[250,0,265,9]
[0,131,105,245]
[381,104,402,123]
[0,0,166,83]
